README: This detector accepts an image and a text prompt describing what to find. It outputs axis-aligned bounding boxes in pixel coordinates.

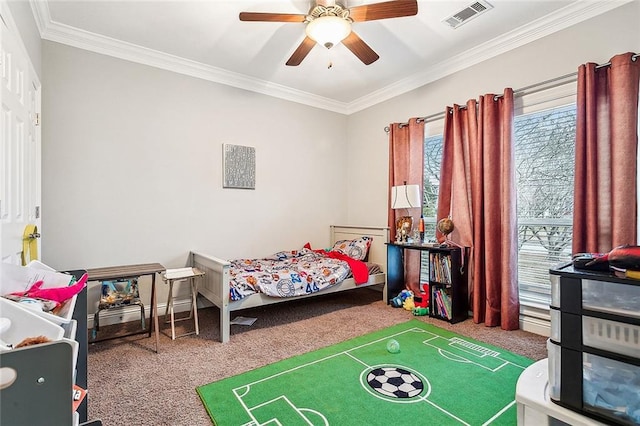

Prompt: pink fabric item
[11,272,88,303]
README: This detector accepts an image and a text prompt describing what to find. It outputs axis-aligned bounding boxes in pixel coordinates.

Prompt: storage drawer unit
[549,264,640,426]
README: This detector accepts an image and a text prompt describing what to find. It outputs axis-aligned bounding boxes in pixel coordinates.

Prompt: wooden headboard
[330,225,389,273]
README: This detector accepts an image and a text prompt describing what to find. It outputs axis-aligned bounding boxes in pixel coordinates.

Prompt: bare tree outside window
[423,135,443,240]
[515,104,576,305]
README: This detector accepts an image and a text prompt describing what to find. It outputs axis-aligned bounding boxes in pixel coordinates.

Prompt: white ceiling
[30,0,631,113]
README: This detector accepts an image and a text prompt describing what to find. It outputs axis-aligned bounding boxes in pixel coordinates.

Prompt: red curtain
[438,89,519,330]
[573,52,640,253]
[388,118,424,294]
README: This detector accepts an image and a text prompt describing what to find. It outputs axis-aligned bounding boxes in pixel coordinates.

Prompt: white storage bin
[582,279,640,319]
[550,274,561,308]
[63,337,79,374]
[550,308,561,342]
[0,262,79,325]
[547,339,561,401]
[582,316,640,359]
[582,352,640,424]
[0,298,64,350]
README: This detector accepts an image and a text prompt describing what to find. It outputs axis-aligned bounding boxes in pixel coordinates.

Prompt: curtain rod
[384,53,639,133]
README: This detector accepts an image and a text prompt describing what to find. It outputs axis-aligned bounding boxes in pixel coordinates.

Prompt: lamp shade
[391,184,421,209]
[305,16,351,49]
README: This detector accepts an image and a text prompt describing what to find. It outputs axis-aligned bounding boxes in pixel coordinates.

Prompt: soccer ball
[366,367,423,398]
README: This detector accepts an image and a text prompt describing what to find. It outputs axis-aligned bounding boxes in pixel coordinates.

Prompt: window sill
[519,302,550,337]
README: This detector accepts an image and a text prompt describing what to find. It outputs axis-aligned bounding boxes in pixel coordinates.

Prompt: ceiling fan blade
[342,32,379,65]
[349,0,418,22]
[239,12,306,22]
[286,36,316,66]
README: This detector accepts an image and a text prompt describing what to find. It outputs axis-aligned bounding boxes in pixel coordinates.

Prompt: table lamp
[391,183,421,243]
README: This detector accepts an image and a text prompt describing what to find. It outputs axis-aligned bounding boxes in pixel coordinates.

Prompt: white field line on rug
[420,332,529,373]
[237,396,329,426]
[482,400,518,426]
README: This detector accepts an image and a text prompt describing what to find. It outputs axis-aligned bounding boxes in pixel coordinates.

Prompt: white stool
[161,268,204,340]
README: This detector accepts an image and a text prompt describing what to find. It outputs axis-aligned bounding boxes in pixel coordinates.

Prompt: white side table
[161,267,205,340]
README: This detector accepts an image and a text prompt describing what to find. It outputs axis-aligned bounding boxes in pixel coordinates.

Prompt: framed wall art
[222,143,256,189]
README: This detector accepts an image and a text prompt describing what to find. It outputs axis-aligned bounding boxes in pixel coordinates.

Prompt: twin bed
[189,225,389,342]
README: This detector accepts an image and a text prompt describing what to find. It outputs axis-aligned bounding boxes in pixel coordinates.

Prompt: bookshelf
[427,247,467,323]
[386,243,467,324]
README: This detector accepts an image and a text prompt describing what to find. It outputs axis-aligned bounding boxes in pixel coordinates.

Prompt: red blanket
[325,251,369,284]
[303,243,370,284]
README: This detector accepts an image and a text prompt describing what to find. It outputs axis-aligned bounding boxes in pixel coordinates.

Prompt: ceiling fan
[239,0,418,66]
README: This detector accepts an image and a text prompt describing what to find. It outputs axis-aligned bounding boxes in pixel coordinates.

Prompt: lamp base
[395,216,413,243]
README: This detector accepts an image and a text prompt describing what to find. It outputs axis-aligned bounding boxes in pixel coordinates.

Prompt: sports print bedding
[228,238,372,301]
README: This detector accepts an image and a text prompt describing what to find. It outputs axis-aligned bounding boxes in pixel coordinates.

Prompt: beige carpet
[87,288,548,425]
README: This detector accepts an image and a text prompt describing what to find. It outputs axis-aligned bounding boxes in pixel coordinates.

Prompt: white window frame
[515,80,577,336]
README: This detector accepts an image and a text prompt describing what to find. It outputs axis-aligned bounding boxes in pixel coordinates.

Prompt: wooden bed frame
[189,225,389,342]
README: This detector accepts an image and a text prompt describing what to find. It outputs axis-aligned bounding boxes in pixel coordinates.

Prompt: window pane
[515,104,576,307]
[421,134,444,283]
[423,134,443,240]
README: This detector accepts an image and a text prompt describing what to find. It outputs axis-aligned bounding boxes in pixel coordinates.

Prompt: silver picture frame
[222,143,255,189]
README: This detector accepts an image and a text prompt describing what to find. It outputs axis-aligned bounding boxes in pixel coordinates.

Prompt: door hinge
[34,113,40,126]
[35,206,40,218]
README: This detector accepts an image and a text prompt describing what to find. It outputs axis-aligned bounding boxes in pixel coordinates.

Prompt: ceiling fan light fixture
[305,16,351,49]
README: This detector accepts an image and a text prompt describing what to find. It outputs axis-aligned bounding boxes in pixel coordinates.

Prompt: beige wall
[42,42,350,270]
[346,1,640,227]
[41,43,349,312]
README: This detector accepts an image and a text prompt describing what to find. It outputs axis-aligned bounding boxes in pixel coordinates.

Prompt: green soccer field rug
[197,320,534,425]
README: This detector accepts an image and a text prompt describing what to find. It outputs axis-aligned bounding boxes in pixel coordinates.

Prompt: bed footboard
[189,251,232,342]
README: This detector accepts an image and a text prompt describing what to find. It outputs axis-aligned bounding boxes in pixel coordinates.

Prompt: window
[515,104,576,307]
[420,132,444,282]
[421,104,576,310]
[422,134,443,240]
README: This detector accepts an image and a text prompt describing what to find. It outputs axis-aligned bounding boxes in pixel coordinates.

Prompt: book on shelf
[430,253,452,284]
[434,291,444,317]
[433,289,452,319]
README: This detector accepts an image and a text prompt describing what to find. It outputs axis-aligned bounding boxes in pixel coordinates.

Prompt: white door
[1,6,42,265]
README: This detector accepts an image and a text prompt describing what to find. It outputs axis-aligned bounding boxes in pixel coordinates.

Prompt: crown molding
[346,0,633,114]
[30,1,349,114]
[30,0,631,115]
[29,0,49,37]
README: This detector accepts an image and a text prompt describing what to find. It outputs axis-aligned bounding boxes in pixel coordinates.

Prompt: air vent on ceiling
[443,0,493,29]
